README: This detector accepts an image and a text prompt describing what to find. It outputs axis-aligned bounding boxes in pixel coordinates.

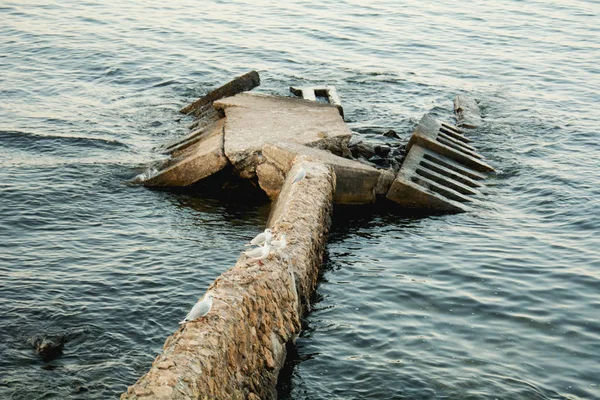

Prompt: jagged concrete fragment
[256,162,285,199]
[161,119,221,157]
[387,144,485,213]
[453,95,481,129]
[374,168,396,196]
[142,119,229,187]
[262,141,383,204]
[215,93,352,179]
[180,71,260,117]
[290,85,344,117]
[122,160,335,400]
[407,114,495,173]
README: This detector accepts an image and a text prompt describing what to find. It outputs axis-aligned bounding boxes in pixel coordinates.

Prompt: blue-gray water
[1,0,599,398]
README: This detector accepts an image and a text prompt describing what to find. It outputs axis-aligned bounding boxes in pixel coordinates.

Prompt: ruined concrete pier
[126,73,497,398]
[122,160,335,399]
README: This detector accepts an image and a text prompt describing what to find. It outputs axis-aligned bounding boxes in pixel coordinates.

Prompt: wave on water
[0,130,129,152]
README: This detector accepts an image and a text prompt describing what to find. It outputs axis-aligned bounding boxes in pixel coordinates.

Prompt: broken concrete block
[215,93,352,179]
[407,114,495,173]
[256,162,285,200]
[453,95,481,129]
[374,169,396,196]
[262,141,381,204]
[161,119,222,157]
[142,119,229,187]
[186,103,223,132]
[386,144,485,213]
[289,85,344,117]
[349,141,376,159]
[180,70,260,117]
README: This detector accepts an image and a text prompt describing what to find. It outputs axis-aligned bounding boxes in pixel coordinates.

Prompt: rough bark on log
[121,160,335,400]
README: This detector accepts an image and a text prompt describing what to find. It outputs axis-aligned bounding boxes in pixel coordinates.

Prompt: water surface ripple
[1,0,599,399]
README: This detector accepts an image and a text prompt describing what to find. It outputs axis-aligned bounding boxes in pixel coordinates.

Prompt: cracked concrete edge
[262,141,384,204]
[142,119,230,187]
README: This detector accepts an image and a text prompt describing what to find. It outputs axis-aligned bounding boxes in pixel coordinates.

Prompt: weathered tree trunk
[121,160,335,400]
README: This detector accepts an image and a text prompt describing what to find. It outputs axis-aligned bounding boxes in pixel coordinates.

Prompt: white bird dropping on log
[244,242,271,262]
[248,228,272,246]
[292,167,306,183]
[272,234,287,250]
[179,293,213,324]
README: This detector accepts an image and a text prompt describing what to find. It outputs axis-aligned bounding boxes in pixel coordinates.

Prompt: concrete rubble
[290,85,344,117]
[136,72,495,211]
[453,94,481,129]
[261,141,386,204]
[214,93,351,179]
[126,74,498,398]
[142,119,228,187]
[387,114,493,213]
[122,160,335,400]
[407,114,494,173]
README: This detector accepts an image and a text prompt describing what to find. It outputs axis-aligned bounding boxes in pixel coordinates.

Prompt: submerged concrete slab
[215,93,352,179]
[142,119,229,187]
[262,141,383,204]
[122,160,335,400]
[454,95,481,129]
[407,114,495,173]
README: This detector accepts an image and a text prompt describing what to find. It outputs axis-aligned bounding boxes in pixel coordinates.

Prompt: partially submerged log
[453,94,481,129]
[121,160,335,400]
[180,71,260,117]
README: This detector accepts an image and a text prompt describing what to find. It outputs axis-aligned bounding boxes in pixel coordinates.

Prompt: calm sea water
[1,0,599,398]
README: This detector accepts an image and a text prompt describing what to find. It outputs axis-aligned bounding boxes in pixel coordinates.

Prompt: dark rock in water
[341,144,353,159]
[382,129,399,139]
[74,386,89,394]
[347,136,363,147]
[374,145,391,157]
[356,157,377,168]
[350,142,376,159]
[391,146,407,159]
[29,333,67,361]
[369,155,391,168]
